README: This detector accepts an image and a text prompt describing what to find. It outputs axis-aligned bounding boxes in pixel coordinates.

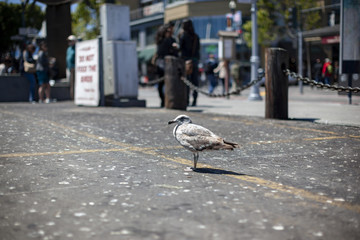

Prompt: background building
[302,0,340,80]
[115,0,342,83]
[127,0,251,82]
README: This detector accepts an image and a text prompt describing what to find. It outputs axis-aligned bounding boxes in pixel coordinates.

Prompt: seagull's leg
[193,152,199,169]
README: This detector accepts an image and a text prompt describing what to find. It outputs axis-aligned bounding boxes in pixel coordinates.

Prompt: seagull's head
[168,115,192,125]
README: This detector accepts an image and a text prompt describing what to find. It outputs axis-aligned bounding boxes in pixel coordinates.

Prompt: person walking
[66,35,77,100]
[333,61,339,84]
[205,54,218,94]
[21,43,37,103]
[213,60,227,94]
[230,61,242,93]
[313,58,322,83]
[179,19,200,106]
[322,58,332,85]
[155,23,178,107]
[36,42,51,103]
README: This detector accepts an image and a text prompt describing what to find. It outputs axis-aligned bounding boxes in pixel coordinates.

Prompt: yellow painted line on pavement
[303,136,348,141]
[229,173,360,214]
[1,134,349,159]
[211,116,339,135]
[271,124,339,135]
[0,135,352,159]
[0,148,128,158]
[249,135,348,145]
[1,185,89,196]
[0,146,183,159]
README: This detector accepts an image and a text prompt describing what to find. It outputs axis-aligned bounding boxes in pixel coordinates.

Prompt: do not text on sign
[75,39,100,106]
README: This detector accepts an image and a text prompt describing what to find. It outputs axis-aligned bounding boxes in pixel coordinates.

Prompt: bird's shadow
[192,167,245,176]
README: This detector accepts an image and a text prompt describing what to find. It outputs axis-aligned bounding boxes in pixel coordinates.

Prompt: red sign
[321,35,340,44]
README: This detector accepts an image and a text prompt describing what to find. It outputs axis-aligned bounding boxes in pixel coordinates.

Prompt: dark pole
[265,48,289,120]
[164,56,187,110]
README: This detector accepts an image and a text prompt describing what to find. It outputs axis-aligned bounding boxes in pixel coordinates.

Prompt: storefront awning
[302,25,340,38]
[138,47,156,62]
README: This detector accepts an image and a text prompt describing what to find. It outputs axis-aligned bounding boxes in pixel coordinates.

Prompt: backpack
[326,64,333,74]
[205,61,217,74]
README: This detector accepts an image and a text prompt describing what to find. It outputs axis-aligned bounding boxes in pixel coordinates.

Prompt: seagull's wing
[179,123,214,137]
[176,124,234,151]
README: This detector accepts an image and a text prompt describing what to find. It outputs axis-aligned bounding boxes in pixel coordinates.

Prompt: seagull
[168,115,239,170]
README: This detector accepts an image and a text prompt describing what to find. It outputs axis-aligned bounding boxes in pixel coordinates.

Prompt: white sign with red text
[75,39,100,106]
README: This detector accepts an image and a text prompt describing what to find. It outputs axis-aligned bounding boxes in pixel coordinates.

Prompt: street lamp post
[248,0,262,101]
[224,1,237,97]
[227,1,236,31]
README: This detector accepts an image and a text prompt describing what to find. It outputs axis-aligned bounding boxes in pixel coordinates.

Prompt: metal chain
[144,69,360,94]
[180,75,264,98]
[284,69,360,93]
[142,77,165,86]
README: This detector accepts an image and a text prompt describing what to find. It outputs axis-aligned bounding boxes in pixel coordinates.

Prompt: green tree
[71,0,105,40]
[0,1,44,53]
[243,8,276,48]
[72,1,126,40]
[243,0,321,48]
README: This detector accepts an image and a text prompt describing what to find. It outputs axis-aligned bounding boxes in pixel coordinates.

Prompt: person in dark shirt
[36,42,51,103]
[155,23,179,107]
[179,19,200,106]
[22,44,37,103]
[313,58,322,83]
[205,54,218,94]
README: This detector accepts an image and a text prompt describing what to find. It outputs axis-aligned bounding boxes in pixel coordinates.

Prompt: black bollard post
[265,48,289,120]
[164,56,187,110]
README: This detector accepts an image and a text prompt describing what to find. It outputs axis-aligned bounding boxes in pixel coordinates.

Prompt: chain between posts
[145,69,360,95]
[284,69,360,93]
[143,75,264,98]
[142,77,165,85]
[180,75,264,98]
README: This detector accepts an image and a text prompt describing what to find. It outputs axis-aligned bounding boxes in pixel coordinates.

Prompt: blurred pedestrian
[155,23,178,107]
[333,61,339,84]
[0,55,15,75]
[230,61,242,93]
[179,19,200,106]
[322,58,332,85]
[36,42,51,103]
[21,43,37,103]
[213,60,227,94]
[205,54,218,94]
[313,58,322,83]
[66,35,77,100]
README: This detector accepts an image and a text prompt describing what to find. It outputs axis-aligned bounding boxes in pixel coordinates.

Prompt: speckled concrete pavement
[0,102,359,240]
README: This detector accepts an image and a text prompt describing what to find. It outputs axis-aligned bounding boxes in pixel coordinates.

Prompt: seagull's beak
[168,120,176,125]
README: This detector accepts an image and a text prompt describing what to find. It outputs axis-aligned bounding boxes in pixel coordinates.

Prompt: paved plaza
[0,94,359,239]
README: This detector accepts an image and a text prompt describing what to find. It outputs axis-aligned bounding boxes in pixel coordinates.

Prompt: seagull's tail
[223,140,240,150]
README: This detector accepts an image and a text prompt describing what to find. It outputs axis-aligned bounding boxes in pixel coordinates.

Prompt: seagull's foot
[184,167,196,172]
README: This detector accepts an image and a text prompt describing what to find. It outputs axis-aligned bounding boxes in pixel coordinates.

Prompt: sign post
[218,30,238,97]
[75,38,102,106]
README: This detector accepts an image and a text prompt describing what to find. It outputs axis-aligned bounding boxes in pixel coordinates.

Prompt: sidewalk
[139,85,360,127]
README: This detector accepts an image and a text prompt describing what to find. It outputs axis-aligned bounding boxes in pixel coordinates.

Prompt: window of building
[146,25,160,45]
[191,15,228,39]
